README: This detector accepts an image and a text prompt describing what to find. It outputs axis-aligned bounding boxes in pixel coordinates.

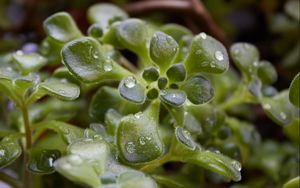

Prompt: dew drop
[146,136,152,141]
[201,61,209,67]
[199,32,207,39]
[139,136,146,145]
[134,112,143,119]
[279,112,287,120]
[215,51,224,61]
[48,157,54,167]
[93,52,99,59]
[103,58,113,72]
[210,61,216,68]
[16,50,24,56]
[263,103,271,110]
[125,141,136,154]
[231,161,242,171]
[124,76,136,88]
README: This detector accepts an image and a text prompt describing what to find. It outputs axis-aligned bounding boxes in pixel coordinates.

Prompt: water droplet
[231,161,242,171]
[215,51,224,61]
[280,112,287,120]
[134,112,143,119]
[171,93,177,98]
[199,32,207,39]
[172,47,178,52]
[0,149,5,157]
[16,50,24,56]
[68,155,83,165]
[201,61,209,67]
[125,141,136,154]
[93,52,99,59]
[103,58,113,72]
[160,90,167,96]
[146,136,152,141]
[263,103,271,110]
[139,136,146,145]
[124,76,136,88]
[48,157,54,167]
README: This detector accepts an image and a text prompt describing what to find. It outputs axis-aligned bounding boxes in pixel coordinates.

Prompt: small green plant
[0,3,299,188]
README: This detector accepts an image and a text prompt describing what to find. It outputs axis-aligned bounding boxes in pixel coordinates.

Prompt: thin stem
[120,56,139,73]
[21,106,32,188]
[0,172,22,188]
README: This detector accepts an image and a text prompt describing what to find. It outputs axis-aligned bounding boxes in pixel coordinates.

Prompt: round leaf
[159,89,186,107]
[257,61,277,85]
[160,23,192,42]
[181,75,214,104]
[43,12,82,43]
[150,32,178,70]
[12,51,47,75]
[28,149,61,174]
[166,63,186,82]
[118,76,146,104]
[0,136,22,168]
[142,66,160,83]
[61,37,130,83]
[184,33,229,74]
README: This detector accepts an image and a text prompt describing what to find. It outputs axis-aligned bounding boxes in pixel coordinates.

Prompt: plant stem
[0,172,22,188]
[21,106,32,188]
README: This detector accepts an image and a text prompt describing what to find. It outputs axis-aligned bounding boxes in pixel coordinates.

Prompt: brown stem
[124,0,228,47]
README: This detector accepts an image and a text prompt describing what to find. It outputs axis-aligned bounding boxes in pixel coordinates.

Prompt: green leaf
[166,63,186,82]
[289,73,300,107]
[184,33,229,74]
[248,78,262,98]
[284,118,300,143]
[175,127,196,150]
[117,101,163,163]
[147,88,159,100]
[40,37,64,65]
[61,37,131,83]
[87,23,103,38]
[28,149,61,174]
[184,150,242,182]
[160,23,192,42]
[181,75,214,105]
[43,12,82,43]
[150,32,178,71]
[32,120,84,144]
[115,19,149,57]
[87,3,128,30]
[89,86,141,122]
[0,135,22,168]
[119,76,146,104]
[12,51,47,74]
[261,91,294,126]
[104,109,122,135]
[283,176,300,188]
[230,43,259,78]
[142,66,160,83]
[157,77,168,90]
[256,61,277,85]
[54,139,109,188]
[159,89,186,107]
[39,78,80,100]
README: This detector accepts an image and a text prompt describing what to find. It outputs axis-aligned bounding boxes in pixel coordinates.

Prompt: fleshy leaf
[54,139,109,188]
[43,12,82,43]
[283,176,300,188]
[181,75,214,104]
[230,43,259,77]
[115,19,149,57]
[117,101,163,163]
[12,51,47,75]
[0,135,22,168]
[118,171,157,188]
[32,120,84,144]
[257,61,277,85]
[87,3,128,30]
[142,66,160,83]
[175,127,196,150]
[166,63,186,82]
[89,87,141,122]
[61,37,130,83]
[159,89,186,107]
[289,73,300,107]
[150,32,178,71]
[118,76,146,104]
[160,23,192,42]
[28,149,61,174]
[184,33,229,74]
[261,91,294,126]
[87,23,103,38]
[284,0,300,21]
